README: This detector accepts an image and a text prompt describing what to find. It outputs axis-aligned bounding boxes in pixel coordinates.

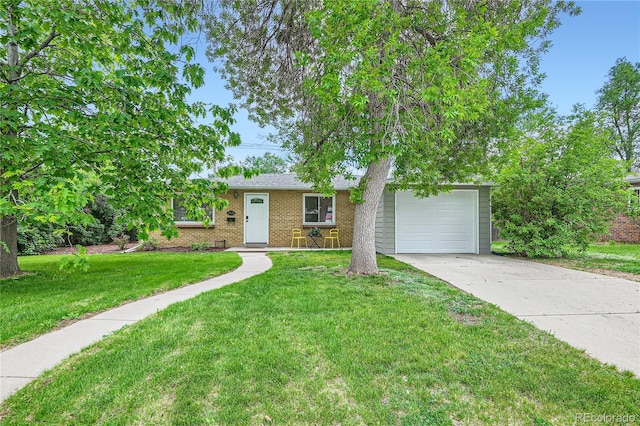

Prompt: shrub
[112,235,131,251]
[17,223,64,255]
[17,194,138,254]
[189,242,212,251]
[137,238,158,252]
[492,109,629,258]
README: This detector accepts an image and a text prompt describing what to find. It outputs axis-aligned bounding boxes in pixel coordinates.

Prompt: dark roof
[224,173,358,190]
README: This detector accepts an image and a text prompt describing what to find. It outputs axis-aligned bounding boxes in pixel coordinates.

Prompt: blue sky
[192,1,640,163]
[540,1,640,115]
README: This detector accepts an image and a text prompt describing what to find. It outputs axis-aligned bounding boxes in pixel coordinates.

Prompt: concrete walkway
[0,252,272,403]
[393,254,640,376]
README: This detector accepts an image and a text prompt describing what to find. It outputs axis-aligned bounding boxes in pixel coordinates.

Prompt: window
[303,194,335,225]
[172,197,214,225]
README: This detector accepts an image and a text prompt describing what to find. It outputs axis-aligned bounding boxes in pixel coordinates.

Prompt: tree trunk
[348,156,392,275]
[1,6,22,277]
[0,214,21,277]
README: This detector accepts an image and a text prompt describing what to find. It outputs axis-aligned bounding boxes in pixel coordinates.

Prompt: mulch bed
[44,243,226,255]
[153,246,226,253]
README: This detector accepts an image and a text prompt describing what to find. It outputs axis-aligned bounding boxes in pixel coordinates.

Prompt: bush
[492,109,629,258]
[66,195,137,246]
[17,222,64,255]
[17,194,138,254]
[136,238,158,252]
[66,221,108,246]
[189,242,212,251]
[112,235,131,251]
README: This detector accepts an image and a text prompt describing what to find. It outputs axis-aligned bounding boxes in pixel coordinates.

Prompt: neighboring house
[607,174,640,243]
[155,173,492,254]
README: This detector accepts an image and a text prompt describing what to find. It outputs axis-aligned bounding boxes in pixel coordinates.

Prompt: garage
[395,190,478,253]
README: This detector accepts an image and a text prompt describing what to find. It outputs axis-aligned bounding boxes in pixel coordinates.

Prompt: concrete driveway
[392,254,640,376]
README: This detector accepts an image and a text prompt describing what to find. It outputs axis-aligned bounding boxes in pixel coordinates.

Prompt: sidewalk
[0,252,272,403]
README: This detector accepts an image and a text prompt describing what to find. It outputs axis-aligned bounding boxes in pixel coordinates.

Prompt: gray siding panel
[375,194,385,253]
[478,186,491,254]
[375,191,396,254]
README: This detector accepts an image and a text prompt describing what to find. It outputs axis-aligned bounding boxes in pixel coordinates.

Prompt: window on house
[303,194,335,225]
[172,197,214,225]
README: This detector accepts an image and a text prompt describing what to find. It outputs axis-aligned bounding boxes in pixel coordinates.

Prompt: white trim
[394,191,397,254]
[474,190,479,254]
[243,193,269,244]
[171,197,215,225]
[302,193,336,226]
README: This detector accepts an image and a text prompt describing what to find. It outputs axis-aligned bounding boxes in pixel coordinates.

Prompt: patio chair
[291,228,308,248]
[323,228,340,249]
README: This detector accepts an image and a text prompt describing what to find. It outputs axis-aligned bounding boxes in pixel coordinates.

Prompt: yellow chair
[323,228,340,249]
[291,229,308,248]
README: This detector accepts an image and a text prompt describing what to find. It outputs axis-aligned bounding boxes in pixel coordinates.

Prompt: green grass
[0,251,242,348]
[1,251,638,425]
[493,241,640,277]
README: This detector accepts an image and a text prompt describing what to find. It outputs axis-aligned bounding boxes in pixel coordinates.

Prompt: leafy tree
[492,108,629,258]
[206,0,578,274]
[242,152,290,174]
[596,58,640,172]
[1,0,240,277]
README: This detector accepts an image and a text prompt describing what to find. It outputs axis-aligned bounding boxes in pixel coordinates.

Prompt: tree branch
[17,28,60,74]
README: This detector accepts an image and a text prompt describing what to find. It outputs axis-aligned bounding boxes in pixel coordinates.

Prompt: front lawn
[493,241,640,279]
[0,251,242,348]
[1,252,637,425]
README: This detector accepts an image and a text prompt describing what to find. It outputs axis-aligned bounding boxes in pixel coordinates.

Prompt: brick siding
[605,182,640,243]
[607,213,640,243]
[151,190,355,248]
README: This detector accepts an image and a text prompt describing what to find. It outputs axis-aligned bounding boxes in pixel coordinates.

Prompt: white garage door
[396,190,478,253]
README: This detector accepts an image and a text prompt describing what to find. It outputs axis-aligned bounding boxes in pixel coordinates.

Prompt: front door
[244,193,269,244]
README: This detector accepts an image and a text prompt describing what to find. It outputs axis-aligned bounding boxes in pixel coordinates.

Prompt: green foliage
[207,0,579,192]
[58,245,89,272]
[241,152,290,174]
[67,194,137,246]
[596,58,640,171]
[1,0,240,273]
[17,222,64,255]
[189,242,212,251]
[307,227,321,237]
[16,195,137,254]
[492,108,629,258]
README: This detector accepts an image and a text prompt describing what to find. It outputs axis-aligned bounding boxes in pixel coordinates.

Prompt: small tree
[596,58,640,171]
[492,108,629,258]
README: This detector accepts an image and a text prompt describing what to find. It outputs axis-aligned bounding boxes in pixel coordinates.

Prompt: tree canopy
[1,0,239,277]
[241,152,290,174]
[492,107,629,257]
[206,0,579,273]
[596,57,640,171]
